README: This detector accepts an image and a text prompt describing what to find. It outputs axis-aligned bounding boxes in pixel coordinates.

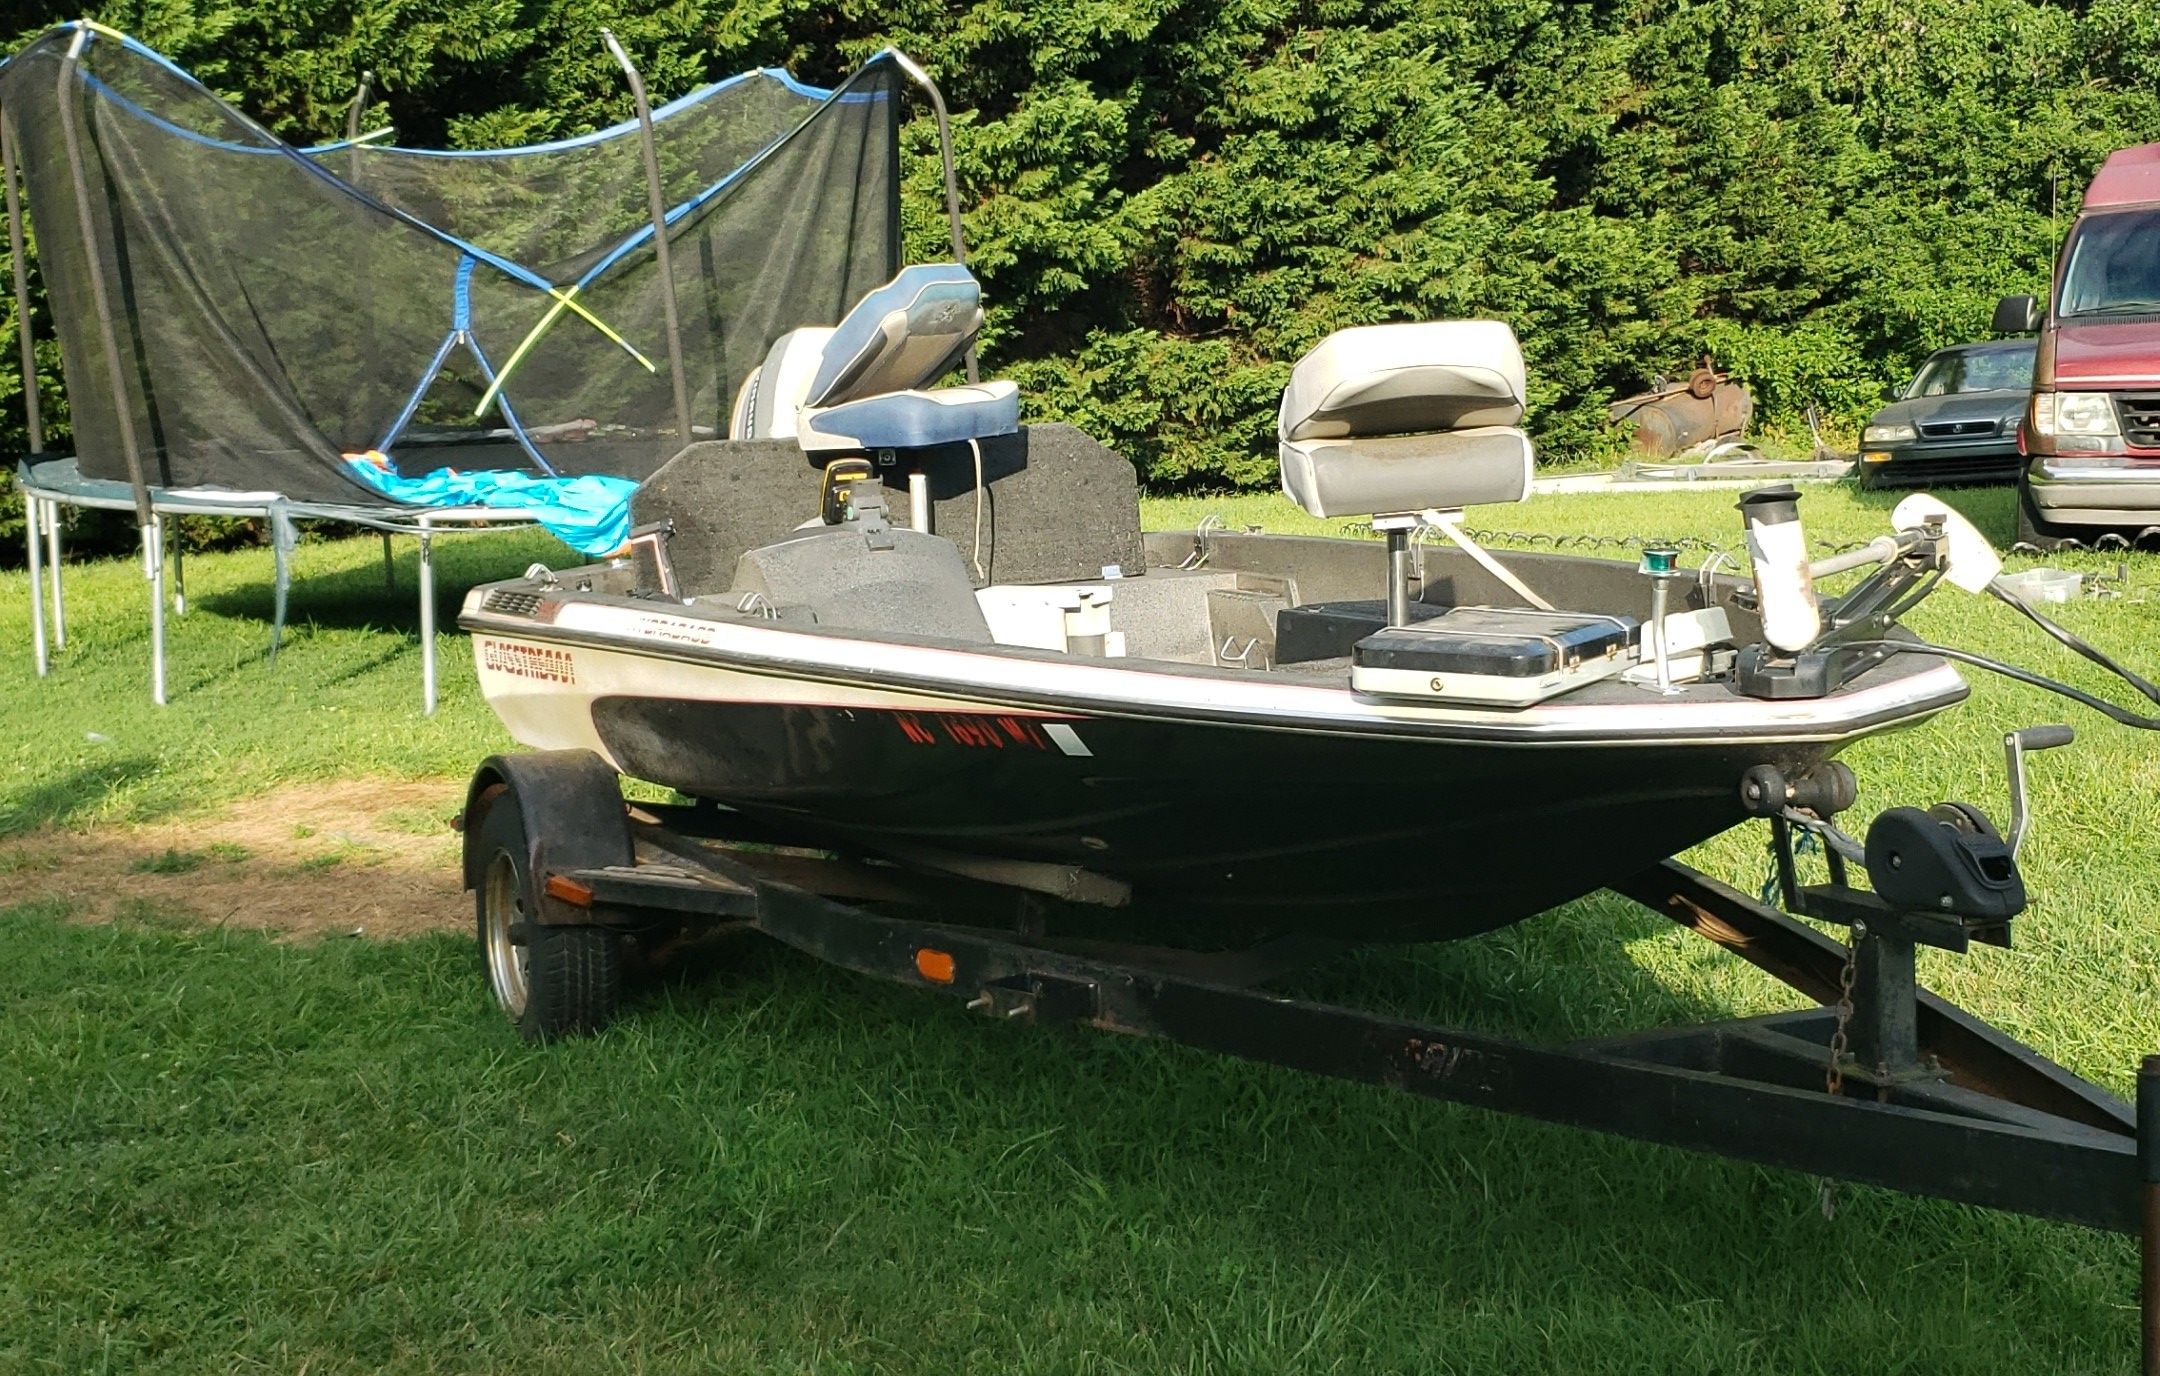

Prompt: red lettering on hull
[891,711,1055,750]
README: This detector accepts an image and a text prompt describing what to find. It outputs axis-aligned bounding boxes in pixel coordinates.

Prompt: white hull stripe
[464,601,1968,748]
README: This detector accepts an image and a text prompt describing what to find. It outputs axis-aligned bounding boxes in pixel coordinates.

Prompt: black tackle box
[1351,606,1641,705]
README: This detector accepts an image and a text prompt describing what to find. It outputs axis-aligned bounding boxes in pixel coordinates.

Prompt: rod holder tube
[1738,485,1821,652]
[602,30,695,447]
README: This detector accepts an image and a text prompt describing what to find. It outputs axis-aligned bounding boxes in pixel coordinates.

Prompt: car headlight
[2033,392,2121,438]
[1861,423,1916,444]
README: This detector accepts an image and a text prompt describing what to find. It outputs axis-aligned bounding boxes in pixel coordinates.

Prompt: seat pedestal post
[1373,514,1419,627]
[908,470,932,534]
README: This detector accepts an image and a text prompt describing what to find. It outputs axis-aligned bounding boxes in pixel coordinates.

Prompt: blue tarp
[341,458,638,555]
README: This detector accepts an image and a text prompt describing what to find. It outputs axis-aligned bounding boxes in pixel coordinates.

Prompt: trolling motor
[1731,487,1998,700]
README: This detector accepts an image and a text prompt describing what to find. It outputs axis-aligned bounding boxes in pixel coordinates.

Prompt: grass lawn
[4,481,2160,1372]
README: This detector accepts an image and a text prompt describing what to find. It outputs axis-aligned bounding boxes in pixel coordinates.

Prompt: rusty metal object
[1610,355,1756,456]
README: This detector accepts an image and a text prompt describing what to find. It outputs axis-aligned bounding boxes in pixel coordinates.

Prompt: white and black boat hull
[465,599,1966,940]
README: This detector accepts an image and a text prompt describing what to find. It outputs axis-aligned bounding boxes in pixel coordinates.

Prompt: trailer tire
[471,783,622,1041]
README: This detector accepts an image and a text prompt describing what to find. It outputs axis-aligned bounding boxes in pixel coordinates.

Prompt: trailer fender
[460,751,633,912]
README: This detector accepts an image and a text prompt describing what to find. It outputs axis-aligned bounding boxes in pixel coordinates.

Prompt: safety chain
[1824,927,1859,1099]
[1818,929,1861,1221]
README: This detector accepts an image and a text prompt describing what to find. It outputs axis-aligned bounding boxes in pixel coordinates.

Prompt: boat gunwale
[460,595,1971,749]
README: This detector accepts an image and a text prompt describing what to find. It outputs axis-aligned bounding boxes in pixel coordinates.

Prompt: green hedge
[4,0,2157,522]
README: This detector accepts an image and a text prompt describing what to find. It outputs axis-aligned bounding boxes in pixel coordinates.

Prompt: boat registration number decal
[478,639,577,685]
[894,712,1083,753]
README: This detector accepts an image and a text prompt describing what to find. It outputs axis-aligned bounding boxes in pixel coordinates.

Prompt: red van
[1998,142,2160,547]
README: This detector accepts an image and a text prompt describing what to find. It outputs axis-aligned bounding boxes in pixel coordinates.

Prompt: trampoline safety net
[0,23,901,531]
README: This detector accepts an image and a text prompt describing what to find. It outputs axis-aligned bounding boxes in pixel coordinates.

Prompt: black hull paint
[592,695,1827,940]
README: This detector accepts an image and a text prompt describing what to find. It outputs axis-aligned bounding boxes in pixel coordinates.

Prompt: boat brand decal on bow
[478,638,577,684]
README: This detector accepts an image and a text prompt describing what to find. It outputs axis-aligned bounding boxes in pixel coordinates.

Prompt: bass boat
[460,265,1978,940]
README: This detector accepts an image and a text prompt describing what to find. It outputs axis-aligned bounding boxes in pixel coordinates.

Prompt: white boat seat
[729,263,1020,455]
[1278,320,1534,519]
[799,380,1020,454]
[805,262,983,407]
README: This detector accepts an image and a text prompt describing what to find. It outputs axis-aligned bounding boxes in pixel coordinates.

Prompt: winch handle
[2005,724,2076,860]
[2011,725,2076,753]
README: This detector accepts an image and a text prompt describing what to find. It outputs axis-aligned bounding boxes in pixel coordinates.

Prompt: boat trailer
[463,747,2160,1368]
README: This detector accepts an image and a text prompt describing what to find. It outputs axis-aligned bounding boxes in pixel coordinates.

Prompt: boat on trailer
[458,261,2160,1367]
[459,273,1967,940]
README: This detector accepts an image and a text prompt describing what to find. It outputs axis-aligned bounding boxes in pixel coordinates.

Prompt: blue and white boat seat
[729,262,1020,456]
[1278,320,1534,519]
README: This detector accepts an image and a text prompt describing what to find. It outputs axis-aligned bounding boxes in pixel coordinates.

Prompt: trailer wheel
[471,783,621,1040]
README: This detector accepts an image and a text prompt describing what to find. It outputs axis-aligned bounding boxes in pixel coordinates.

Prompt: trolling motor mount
[1731,487,1953,701]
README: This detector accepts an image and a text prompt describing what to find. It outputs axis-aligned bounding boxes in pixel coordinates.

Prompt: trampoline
[3,21,963,710]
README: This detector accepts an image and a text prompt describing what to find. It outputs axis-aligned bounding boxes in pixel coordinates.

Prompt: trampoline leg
[173,536,187,617]
[418,519,437,716]
[382,532,394,592]
[44,499,65,648]
[269,509,292,663]
[25,490,49,678]
[145,518,167,707]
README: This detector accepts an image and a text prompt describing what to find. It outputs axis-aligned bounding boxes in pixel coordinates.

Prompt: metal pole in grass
[22,478,48,677]
[2140,1054,2160,1375]
[601,31,695,449]
[147,514,166,706]
[3,106,53,673]
[418,515,437,715]
[43,497,64,644]
[55,24,162,702]
[879,49,978,385]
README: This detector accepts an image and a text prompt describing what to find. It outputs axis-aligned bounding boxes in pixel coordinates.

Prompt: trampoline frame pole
[145,515,166,707]
[24,484,48,677]
[344,68,374,187]
[56,26,154,535]
[1,108,41,457]
[4,106,57,670]
[882,49,978,385]
[602,30,695,448]
[418,517,437,715]
[45,501,65,645]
